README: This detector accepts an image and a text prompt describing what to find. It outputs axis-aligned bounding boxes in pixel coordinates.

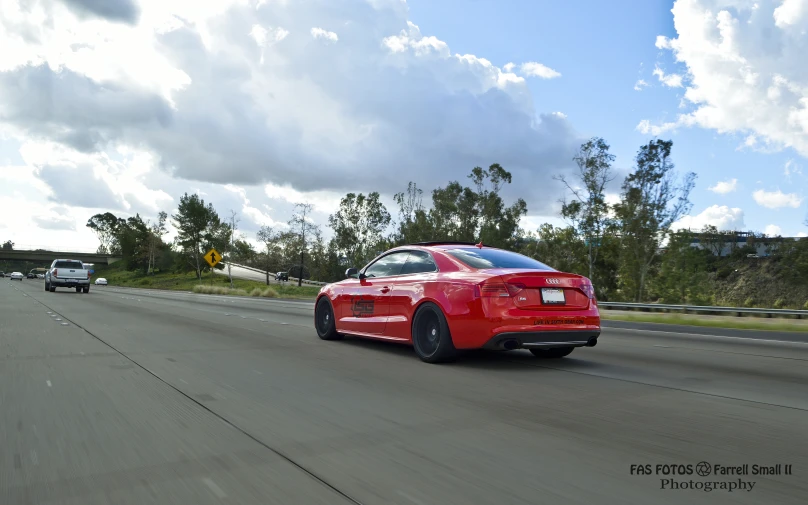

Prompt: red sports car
[314,242,601,363]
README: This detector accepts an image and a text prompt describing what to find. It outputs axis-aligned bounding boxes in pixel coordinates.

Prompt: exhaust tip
[502,339,519,351]
[586,337,598,347]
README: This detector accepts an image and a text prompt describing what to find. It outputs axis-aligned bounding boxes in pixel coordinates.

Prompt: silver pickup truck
[45,259,91,293]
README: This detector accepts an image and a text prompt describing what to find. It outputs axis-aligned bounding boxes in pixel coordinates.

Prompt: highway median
[92,264,321,300]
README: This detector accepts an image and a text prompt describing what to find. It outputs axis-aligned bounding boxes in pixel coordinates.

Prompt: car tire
[83,287,89,294]
[314,296,342,340]
[76,287,81,293]
[411,302,456,364]
[530,347,574,359]
[45,282,49,291]
[50,285,56,292]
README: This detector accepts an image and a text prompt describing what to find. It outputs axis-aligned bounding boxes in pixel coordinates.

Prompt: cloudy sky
[1,0,807,253]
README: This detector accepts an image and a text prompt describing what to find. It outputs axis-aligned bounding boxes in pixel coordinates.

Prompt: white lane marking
[54,318,62,321]
[654,345,672,348]
[61,323,69,326]
[46,380,52,387]
[610,326,808,346]
[253,370,262,375]
[202,478,227,498]
[30,450,38,465]
[180,379,188,384]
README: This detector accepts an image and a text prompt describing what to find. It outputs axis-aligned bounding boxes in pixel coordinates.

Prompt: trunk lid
[482,269,594,310]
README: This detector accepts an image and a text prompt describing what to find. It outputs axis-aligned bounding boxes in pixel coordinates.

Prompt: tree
[470,164,528,249]
[392,182,433,244]
[86,212,124,254]
[288,203,320,287]
[555,137,616,284]
[328,192,391,268]
[116,214,151,272]
[172,192,221,280]
[1,240,13,251]
[257,225,279,285]
[425,164,527,247]
[147,212,168,275]
[613,139,697,302]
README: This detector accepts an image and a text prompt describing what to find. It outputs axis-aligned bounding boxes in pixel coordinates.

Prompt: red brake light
[477,281,525,298]
[54,269,58,277]
[578,278,595,299]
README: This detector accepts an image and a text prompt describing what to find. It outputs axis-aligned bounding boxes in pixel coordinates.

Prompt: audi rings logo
[545,278,561,284]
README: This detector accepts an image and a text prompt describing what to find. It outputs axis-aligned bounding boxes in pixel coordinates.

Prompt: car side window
[364,252,410,278]
[400,250,438,275]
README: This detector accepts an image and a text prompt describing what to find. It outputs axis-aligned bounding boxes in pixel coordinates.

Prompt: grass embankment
[93,264,321,300]
[601,310,808,333]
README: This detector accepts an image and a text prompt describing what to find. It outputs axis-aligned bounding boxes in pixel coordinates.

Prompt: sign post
[203,248,221,287]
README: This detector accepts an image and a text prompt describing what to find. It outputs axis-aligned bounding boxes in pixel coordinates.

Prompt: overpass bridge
[0,249,123,265]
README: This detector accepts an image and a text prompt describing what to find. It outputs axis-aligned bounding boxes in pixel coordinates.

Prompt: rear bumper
[481,330,601,351]
[51,278,90,286]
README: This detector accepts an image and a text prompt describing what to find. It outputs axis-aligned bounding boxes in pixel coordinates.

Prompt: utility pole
[227,210,239,289]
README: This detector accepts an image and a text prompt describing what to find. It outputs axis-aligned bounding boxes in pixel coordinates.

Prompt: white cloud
[641,0,808,157]
[708,178,738,194]
[798,232,808,238]
[764,224,782,236]
[518,62,561,79]
[634,79,649,91]
[311,27,338,43]
[652,65,683,88]
[752,189,803,209]
[784,159,803,178]
[0,0,586,248]
[672,205,745,231]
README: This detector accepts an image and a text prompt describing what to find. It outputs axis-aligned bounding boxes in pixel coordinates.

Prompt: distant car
[0,272,5,278]
[275,272,289,281]
[37,274,45,279]
[9,272,23,281]
[94,278,108,285]
[27,273,35,279]
[314,242,601,363]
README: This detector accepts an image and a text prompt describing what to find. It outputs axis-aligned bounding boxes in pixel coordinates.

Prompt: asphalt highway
[2,279,807,505]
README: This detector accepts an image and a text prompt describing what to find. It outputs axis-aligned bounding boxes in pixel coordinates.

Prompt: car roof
[397,241,498,251]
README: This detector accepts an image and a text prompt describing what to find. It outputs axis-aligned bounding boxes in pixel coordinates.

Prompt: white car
[9,272,23,281]
[94,278,108,285]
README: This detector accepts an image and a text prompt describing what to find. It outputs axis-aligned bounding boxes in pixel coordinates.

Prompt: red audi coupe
[314,242,601,363]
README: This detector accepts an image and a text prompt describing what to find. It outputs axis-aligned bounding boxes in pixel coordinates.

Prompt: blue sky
[406,0,807,237]
[0,0,806,251]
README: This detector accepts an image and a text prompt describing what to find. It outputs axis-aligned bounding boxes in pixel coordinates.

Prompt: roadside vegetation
[91,263,320,299]
[5,138,807,309]
[601,310,808,333]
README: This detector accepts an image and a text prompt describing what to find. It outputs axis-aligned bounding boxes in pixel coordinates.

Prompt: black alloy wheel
[411,302,456,364]
[315,297,342,340]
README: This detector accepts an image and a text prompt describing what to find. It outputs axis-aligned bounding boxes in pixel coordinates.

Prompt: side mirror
[345,267,358,279]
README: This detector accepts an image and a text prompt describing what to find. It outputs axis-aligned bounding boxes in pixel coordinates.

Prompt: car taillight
[87,270,91,279]
[578,278,595,299]
[476,281,525,298]
[54,269,58,277]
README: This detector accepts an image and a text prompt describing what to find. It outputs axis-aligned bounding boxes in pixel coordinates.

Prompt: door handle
[380,286,391,294]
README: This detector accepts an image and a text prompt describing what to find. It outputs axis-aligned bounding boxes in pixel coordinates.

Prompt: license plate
[541,288,566,305]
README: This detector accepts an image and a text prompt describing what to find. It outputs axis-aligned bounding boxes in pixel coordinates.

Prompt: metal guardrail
[598,302,808,319]
[223,262,328,286]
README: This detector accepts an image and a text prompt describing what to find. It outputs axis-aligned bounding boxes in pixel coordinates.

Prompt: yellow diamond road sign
[204,248,221,268]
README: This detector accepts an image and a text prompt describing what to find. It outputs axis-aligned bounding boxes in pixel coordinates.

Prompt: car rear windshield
[54,261,84,269]
[445,248,555,270]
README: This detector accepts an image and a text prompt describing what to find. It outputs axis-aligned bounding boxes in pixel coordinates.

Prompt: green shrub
[773,298,785,309]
